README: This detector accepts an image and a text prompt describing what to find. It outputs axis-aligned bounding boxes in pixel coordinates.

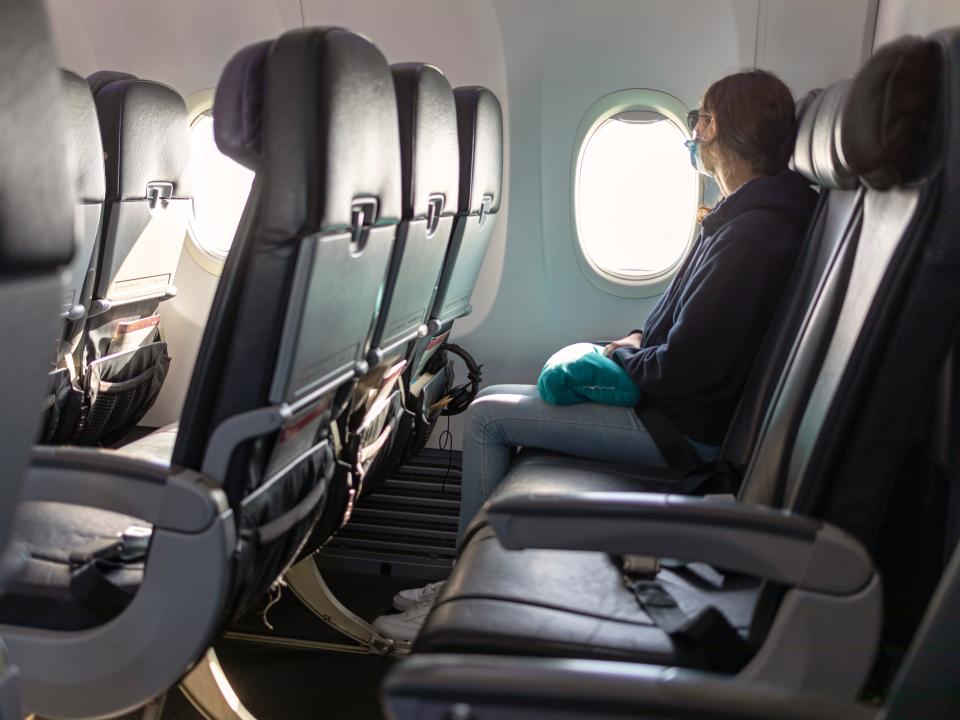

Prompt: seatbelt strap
[946,472,960,562]
[70,558,135,620]
[678,459,742,495]
[634,396,703,474]
[622,574,751,673]
[68,537,144,621]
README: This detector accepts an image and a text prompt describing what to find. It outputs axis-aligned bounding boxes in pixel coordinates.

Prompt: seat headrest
[792,81,858,190]
[391,63,460,220]
[794,89,822,126]
[86,70,138,97]
[0,2,73,274]
[840,35,939,190]
[215,27,402,237]
[61,69,105,204]
[214,41,269,172]
[454,86,503,215]
[87,71,190,200]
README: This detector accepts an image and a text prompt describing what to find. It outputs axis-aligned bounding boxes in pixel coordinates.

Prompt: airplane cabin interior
[0,0,958,718]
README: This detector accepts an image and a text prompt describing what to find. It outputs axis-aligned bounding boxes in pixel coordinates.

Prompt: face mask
[684,137,713,177]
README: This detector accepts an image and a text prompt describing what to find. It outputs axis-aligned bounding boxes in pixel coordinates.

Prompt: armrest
[22,446,227,533]
[383,654,878,720]
[487,492,872,595]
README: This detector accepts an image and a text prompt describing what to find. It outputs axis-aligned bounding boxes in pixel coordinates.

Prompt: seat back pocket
[78,341,170,445]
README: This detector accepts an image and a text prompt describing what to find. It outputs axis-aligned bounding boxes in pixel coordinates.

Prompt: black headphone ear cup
[438,342,483,416]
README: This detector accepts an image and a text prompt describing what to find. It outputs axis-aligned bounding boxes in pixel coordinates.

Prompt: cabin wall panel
[760,0,876,93]
[47,0,303,95]
[874,0,960,45]
[453,0,873,392]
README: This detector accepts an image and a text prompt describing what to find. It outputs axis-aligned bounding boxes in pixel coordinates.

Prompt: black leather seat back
[720,82,861,471]
[740,35,947,542]
[39,70,108,444]
[45,71,191,446]
[171,28,401,615]
[333,64,461,498]
[413,86,502,374]
[791,32,955,544]
[0,2,74,564]
[368,63,460,365]
[437,86,502,325]
[59,70,106,335]
[87,71,190,311]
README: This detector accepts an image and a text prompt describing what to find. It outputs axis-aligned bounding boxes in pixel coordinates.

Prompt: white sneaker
[372,599,434,642]
[392,580,445,611]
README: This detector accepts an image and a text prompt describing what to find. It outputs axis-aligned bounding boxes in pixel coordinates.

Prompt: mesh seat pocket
[408,360,453,458]
[77,341,170,446]
[40,368,83,443]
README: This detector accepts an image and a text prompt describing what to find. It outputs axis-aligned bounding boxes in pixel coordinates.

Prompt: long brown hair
[702,69,797,176]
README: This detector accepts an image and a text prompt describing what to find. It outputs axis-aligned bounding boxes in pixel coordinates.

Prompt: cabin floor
[135,570,423,720]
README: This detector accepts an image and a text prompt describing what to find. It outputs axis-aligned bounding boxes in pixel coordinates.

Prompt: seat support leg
[178,648,257,720]
[139,692,167,720]
[283,555,408,656]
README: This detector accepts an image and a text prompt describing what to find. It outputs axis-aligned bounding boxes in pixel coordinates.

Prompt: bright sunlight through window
[188,113,254,257]
[576,110,699,280]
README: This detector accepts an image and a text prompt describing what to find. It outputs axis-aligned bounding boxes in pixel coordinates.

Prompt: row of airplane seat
[383,27,960,720]
[0,13,502,719]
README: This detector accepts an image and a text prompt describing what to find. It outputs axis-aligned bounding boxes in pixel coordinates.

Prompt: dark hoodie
[613,169,818,445]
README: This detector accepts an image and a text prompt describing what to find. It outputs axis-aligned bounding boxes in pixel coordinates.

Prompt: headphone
[439,343,483,416]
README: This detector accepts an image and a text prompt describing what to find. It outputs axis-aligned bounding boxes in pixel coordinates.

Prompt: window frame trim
[183,88,230,277]
[570,88,703,299]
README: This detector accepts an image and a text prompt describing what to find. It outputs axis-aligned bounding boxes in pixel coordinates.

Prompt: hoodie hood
[701,169,818,235]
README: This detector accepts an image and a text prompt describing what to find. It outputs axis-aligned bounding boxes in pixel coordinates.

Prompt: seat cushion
[0,501,148,630]
[492,450,681,498]
[417,526,759,669]
[115,422,178,466]
[461,450,683,544]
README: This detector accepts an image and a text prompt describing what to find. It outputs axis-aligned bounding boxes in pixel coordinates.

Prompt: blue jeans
[458,384,720,539]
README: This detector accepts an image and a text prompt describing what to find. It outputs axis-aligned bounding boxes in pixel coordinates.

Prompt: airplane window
[575,109,699,281]
[188,112,254,257]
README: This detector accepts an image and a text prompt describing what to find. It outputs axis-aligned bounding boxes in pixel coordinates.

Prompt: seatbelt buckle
[621,554,661,576]
[119,525,152,562]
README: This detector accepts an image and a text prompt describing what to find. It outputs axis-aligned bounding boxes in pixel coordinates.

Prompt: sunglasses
[686,109,712,132]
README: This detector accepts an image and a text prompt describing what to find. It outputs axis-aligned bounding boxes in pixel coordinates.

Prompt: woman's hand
[602,331,642,358]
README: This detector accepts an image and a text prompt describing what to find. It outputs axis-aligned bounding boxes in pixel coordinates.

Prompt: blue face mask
[684,137,713,177]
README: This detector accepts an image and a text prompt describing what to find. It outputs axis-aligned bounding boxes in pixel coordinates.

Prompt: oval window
[574,92,700,287]
[188,112,254,257]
